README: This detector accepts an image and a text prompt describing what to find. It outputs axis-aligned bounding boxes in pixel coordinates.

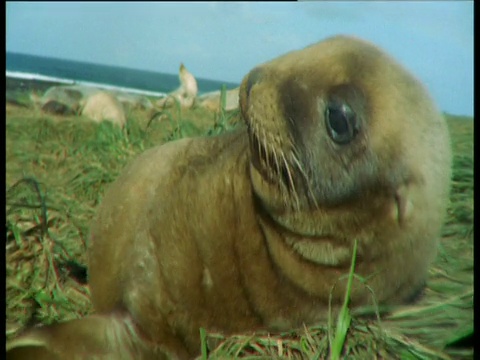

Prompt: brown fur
[7,35,451,359]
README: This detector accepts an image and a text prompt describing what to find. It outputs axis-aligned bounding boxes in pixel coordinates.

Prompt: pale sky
[6,1,474,116]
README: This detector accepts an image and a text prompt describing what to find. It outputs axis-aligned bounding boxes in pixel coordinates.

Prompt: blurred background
[6,1,473,116]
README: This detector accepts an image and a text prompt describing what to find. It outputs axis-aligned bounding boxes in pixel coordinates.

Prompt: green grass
[5,90,473,359]
[328,239,358,360]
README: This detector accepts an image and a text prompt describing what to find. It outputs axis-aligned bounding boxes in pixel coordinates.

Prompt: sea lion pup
[156,63,198,109]
[7,35,451,359]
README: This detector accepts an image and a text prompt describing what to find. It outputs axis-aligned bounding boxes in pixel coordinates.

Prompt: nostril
[246,67,264,96]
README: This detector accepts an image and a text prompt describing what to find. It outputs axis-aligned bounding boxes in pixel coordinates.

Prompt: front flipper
[6,313,184,360]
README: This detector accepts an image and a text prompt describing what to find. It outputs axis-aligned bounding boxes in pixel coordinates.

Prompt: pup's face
[239,36,422,213]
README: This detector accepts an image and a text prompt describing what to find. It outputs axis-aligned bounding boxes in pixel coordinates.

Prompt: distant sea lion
[39,85,97,115]
[81,91,127,128]
[7,35,451,359]
[156,63,198,109]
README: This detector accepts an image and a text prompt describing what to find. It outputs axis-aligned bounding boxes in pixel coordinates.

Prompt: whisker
[262,128,269,170]
[271,145,282,191]
[249,126,305,211]
[255,126,262,165]
[291,153,319,210]
[281,152,300,211]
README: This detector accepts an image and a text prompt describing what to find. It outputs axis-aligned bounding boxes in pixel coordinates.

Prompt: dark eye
[325,102,358,144]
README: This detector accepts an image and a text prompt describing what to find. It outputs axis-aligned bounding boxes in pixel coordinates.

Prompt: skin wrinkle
[250,196,318,326]
[232,154,260,323]
[232,226,265,325]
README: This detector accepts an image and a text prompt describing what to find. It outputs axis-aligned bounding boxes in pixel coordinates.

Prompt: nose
[246,67,264,97]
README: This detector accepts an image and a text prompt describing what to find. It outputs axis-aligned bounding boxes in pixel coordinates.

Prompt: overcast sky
[6,1,473,116]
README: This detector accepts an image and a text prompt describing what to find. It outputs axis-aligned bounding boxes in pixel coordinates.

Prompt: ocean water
[6,52,239,97]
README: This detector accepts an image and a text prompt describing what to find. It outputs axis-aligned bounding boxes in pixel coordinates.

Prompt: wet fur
[7,35,451,359]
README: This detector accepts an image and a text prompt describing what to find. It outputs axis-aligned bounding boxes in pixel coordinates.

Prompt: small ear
[6,314,141,360]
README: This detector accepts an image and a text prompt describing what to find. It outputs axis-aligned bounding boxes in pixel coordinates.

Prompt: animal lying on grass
[6,35,451,359]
